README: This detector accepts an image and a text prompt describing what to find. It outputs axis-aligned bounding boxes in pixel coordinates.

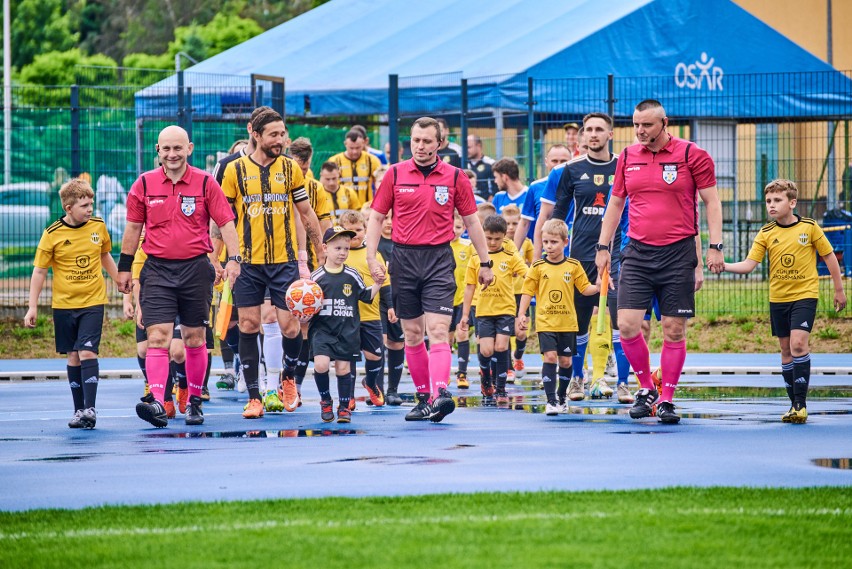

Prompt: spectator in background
[491,158,528,213]
[436,118,462,168]
[467,134,496,200]
[564,122,581,157]
[95,171,127,246]
[384,140,407,164]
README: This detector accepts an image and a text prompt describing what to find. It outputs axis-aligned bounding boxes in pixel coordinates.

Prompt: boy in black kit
[310,226,383,423]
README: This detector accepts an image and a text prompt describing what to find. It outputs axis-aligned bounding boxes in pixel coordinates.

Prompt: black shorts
[475,314,514,339]
[618,237,697,318]
[53,305,104,354]
[390,243,455,320]
[537,331,577,357]
[139,255,215,328]
[450,304,464,332]
[233,262,299,310]
[575,260,618,334]
[380,307,405,343]
[360,320,384,357]
[311,325,361,361]
[770,298,818,338]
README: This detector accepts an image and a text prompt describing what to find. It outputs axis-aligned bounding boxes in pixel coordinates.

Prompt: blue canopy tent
[135,0,851,120]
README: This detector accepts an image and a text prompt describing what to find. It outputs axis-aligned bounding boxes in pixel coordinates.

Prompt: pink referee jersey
[126,165,235,259]
[371,158,478,246]
[612,136,716,246]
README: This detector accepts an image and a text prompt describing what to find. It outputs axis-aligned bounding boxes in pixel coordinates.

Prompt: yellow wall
[734,0,852,69]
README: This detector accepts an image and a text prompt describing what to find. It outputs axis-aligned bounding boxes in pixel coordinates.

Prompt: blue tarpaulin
[135,0,852,119]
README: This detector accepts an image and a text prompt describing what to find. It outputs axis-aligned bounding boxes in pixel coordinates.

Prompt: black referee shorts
[390,243,455,320]
[618,237,697,318]
[139,255,214,328]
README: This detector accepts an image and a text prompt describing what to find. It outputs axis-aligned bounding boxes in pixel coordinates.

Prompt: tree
[17,49,118,106]
[11,0,79,68]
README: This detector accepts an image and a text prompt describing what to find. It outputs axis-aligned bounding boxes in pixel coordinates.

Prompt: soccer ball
[285,279,324,322]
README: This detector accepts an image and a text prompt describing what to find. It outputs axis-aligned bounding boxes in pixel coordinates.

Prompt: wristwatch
[595,243,611,252]
[708,243,724,251]
[480,260,494,268]
[227,255,243,263]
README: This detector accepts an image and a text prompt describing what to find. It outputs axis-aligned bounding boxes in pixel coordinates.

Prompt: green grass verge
[1,488,850,568]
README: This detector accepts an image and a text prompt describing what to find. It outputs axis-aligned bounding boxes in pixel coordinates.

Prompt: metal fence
[1,68,850,316]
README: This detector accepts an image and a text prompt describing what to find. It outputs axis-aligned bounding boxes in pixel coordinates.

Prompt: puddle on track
[309,455,455,466]
[144,429,365,439]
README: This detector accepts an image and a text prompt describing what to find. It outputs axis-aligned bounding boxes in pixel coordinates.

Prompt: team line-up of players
[24,104,846,430]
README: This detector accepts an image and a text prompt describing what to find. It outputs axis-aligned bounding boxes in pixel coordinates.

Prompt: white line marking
[2,508,850,541]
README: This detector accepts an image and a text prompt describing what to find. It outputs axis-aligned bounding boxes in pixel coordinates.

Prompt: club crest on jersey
[342,283,352,297]
[798,233,809,246]
[459,250,468,261]
[499,261,509,272]
[562,271,572,283]
[90,232,100,244]
[477,164,485,172]
[275,172,286,184]
[435,185,449,205]
[662,164,678,185]
[608,175,615,185]
[181,196,196,216]
[594,174,605,186]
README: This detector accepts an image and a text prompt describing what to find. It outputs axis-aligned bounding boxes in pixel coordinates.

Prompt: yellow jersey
[522,257,591,332]
[451,237,473,307]
[325,186,363,223]
[747,215,834,303]
[220,154,307,264]
[329,151,381,203]
[345,245,388,322]
[466,248,528,317]
[131,236,147,280]
[306,177,333,270]
[471,237,517,307]
[34,217,111,309]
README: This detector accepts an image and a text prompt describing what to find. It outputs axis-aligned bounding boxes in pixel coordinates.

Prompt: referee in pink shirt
[366,117,495,422]
[596,100,724,424]
[117,125,242,428]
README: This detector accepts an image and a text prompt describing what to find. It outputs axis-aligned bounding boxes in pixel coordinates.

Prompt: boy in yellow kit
[517,219,598,415]
[460,215,527,404]
[501,204,533,381]
[450,212,474,388]
[723,179,846,423]
[24,179,118,429]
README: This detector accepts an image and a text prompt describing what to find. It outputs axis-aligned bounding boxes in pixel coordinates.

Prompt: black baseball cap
[323,226,356,244]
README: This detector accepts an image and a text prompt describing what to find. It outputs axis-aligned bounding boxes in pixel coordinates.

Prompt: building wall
[734,0,852,69]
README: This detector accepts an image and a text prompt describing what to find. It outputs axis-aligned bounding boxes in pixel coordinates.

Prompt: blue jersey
[492,187,528,213]
[540,164,575,232]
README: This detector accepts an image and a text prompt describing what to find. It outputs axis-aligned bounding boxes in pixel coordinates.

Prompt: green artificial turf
[1,487,850,568]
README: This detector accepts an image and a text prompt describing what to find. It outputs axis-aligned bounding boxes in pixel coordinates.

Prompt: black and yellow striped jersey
[34,217,112,309]
[466,248,527,317]
[522,257,592,332]
[747,215,834,303]
[305,177,333,270]
[325,186,363,223]
[220,154,308,264]
[328,151,381,203]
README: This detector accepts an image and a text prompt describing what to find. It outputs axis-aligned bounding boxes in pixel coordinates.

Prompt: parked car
[0,182,52,250]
